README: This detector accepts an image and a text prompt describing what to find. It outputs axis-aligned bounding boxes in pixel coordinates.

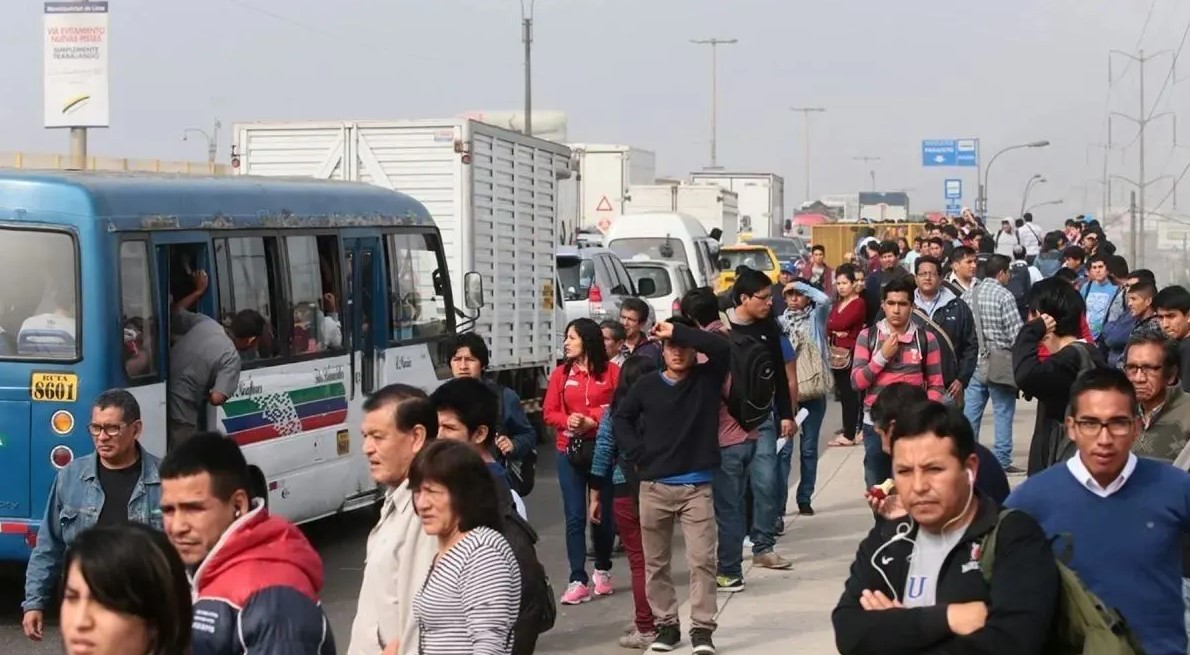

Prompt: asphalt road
[0,419,842,655]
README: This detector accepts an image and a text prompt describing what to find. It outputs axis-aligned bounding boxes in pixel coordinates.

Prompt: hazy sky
[1,0,1186,227]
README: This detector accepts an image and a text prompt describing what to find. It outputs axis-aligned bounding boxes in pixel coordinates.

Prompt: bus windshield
[0,228,78,359]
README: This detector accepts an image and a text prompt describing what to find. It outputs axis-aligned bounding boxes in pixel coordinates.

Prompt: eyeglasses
[1072,417,1134,438]
[1123,363,1164,378]
[87,423,127,437]
[916,271,939,279]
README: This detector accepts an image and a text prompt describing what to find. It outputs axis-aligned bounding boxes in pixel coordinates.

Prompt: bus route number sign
[31,372,79,402]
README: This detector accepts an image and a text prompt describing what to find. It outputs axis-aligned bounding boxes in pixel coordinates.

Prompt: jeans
[748,416,782,556]
[777,433,793,518]
[963,378,1017,468]
[862,423,891,489]
[712,440,755,579]
[556,451,614,584]
[613,497,654,634]
[796,397,828,505]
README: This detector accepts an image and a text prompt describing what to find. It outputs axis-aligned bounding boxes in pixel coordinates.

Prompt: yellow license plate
[31,372,79,402]
[336,429,350,456]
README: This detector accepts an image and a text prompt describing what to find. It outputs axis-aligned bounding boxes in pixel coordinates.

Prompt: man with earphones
[832,401,1059,655]
[160,432,335,655]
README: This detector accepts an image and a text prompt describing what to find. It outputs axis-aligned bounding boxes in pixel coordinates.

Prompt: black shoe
[798,502,815,516]
[647,624,681,652]
[691,628,716,655]
[1003,464,1026,475]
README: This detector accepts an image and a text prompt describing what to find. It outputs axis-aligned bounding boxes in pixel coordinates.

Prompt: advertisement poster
[43,1,110,128]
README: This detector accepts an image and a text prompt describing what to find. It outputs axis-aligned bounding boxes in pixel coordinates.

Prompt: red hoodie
[191,505,334,654]
[543,361,619,452]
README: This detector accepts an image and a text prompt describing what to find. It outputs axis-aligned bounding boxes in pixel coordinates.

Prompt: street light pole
[690,38,737,169]
[853,155,881,191]
[1019,174,1044,217]
[981,140,1050,219]
[183,118,221,167]
[791,106,826,203]
[1026,198,1064,214]
[521,0,534,136]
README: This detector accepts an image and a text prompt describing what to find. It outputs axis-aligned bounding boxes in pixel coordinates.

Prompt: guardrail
[1,152,231,175]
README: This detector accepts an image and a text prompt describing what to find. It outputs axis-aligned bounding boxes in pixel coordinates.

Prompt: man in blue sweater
[1007,367,1190,655]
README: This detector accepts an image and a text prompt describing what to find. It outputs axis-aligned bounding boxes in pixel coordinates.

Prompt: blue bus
[0,170,480,562]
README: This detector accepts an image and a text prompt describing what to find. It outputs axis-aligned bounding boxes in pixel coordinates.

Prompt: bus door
[148,233,213,454]
[343,235,384,399]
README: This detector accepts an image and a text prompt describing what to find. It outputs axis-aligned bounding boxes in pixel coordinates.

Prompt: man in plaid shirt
[962,254,1025,473]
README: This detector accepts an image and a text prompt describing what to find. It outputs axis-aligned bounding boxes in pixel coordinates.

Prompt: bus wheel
[249,466,268,511]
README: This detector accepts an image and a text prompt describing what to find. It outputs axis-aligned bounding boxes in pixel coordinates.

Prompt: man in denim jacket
[21,389,163,642]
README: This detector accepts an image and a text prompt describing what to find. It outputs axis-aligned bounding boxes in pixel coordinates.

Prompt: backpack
[1007,265,1032,320]
[500,496,557,646]
[724,330,777,431]
[1048,342,1104,466]
[486,381,537,497]
[979,510,1144,655]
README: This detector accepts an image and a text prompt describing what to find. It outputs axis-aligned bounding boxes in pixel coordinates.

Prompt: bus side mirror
[463,271,484,310]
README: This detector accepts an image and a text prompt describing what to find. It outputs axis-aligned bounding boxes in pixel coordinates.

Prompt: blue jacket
[497,386,537,461]
[591,412,627,486]
[779,281,833,371]
[23,446,163,612]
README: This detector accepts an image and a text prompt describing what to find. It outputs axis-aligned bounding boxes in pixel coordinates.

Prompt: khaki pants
[168,421,197,452]
[639,481,718,631]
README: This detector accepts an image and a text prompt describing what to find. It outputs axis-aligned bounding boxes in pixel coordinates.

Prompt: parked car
[714,244,780,294]
[556,246,637,326]
[623,256,698,321]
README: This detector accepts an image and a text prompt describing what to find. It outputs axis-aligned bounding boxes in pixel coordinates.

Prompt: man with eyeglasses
[1007,368,1190,655]
[1126,334,1190,463]
[21,389,163,642]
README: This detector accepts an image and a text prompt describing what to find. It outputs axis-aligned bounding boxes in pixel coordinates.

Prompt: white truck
[690,172,785,239]
[623,184,739,245]
[559,144,656,236]
[231,118,571,413]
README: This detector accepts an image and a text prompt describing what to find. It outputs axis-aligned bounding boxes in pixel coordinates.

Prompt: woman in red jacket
[826,264,867,446]
[544,318,620,605]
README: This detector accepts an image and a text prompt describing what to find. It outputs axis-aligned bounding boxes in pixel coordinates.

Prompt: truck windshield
[0,229,79,360]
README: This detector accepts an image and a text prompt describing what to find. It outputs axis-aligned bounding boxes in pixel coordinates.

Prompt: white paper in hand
[775,407,813,453]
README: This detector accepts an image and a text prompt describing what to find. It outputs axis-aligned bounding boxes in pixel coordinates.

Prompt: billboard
[43,2,110,128]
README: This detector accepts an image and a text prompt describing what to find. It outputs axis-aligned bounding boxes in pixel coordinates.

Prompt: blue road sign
[922,139,978,167]
[922,140,956,166]
[944,179,962,200]
[945,201,962,216]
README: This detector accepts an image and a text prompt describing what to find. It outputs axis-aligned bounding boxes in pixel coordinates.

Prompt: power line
[1145,13,1190,119]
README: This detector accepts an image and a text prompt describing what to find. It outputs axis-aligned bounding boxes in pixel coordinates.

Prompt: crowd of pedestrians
[18,209,1190,655]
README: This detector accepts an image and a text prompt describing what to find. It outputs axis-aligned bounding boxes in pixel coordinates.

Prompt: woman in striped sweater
[409,440,521,655]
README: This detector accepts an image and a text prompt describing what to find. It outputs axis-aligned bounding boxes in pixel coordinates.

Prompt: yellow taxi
[714,244,780,294]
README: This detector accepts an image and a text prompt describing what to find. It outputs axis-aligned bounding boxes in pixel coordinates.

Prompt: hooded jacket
[191,504,334,655]
[832,495,1059,655]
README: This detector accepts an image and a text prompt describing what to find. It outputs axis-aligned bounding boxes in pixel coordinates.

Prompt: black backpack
[724,330,777,431]
[500,498,557,652]
[486,381,537,497]
[1006,265,1032,321]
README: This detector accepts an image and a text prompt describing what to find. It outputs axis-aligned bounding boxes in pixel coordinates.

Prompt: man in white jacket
[348,384,440,655]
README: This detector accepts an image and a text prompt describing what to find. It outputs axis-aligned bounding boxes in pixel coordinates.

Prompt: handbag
[969,282,1017,388]
[828,344,852,370]
[792,330,834,401]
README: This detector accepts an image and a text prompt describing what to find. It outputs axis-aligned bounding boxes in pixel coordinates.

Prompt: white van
[604,212,721,287]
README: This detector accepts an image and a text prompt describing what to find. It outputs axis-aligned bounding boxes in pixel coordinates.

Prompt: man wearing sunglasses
[21,389,163,643]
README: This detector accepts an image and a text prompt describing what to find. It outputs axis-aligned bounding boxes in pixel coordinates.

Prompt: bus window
[0,229,78,359]
[214,236,283,361]
[284,235,343,354]
[119,240,157,380]
[386,233,449,341]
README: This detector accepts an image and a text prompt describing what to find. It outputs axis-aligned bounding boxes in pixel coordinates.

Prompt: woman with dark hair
[410,439,520,655]
[59,523,191,655]
[1013,278,1107,474]
[588,355,659,648]
[827,263,866,447]
[542,317,619,605]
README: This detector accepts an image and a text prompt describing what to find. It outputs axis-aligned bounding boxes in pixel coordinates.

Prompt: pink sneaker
[592,569,614,596]
[560,581,592,605]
